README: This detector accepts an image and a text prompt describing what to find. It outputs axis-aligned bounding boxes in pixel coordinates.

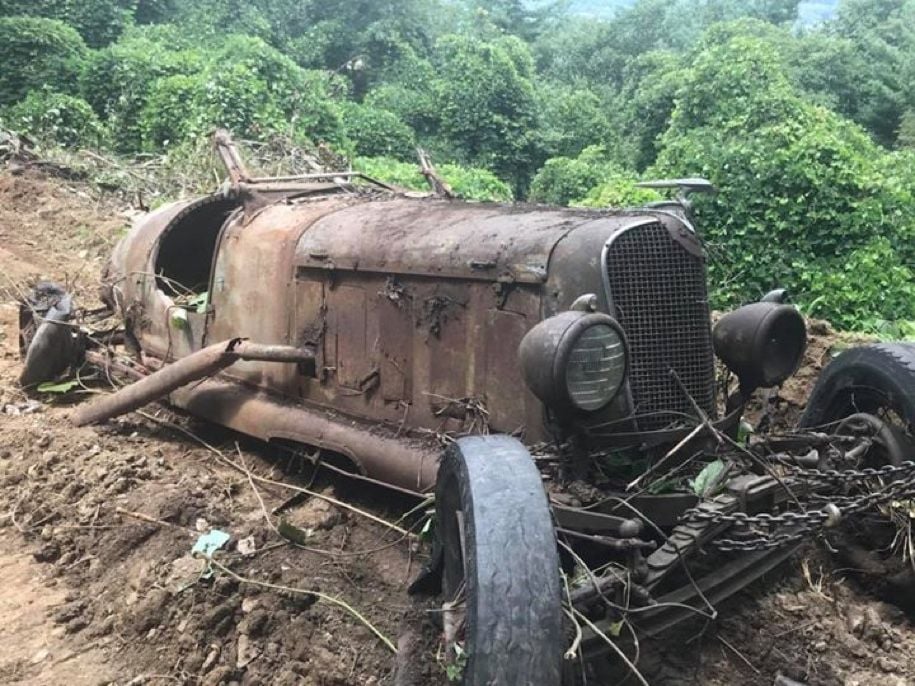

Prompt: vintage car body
[22,136,914,685]
[101,189,716,493]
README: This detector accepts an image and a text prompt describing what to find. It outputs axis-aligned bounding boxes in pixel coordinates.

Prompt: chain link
[679,461,915,551]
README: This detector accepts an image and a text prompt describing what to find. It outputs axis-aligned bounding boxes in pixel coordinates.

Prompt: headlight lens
[566,324,627,411]
[519,310,629,415]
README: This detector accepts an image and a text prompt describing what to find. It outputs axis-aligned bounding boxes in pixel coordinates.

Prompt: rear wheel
[800,344,915,606]
[436,435,563,686]
[800,343,915,464]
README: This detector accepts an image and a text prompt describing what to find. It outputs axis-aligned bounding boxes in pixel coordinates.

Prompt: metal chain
[680,461,915,551]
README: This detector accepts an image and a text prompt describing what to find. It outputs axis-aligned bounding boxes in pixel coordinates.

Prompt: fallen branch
[115,507,195,533]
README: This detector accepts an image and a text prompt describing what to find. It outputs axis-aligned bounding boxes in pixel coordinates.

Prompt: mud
[0,169,913,685]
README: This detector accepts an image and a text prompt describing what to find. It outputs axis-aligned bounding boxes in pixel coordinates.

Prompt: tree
[825,0,915,146]
[654,34,915,326]
[432,34,539,191]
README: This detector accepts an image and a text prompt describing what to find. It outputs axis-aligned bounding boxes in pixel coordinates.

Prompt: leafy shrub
[654,34,915,326]
[528,146,620,206]
[81,37,202,152]
[0,0,133,47]
[140,74,201,149]
[798,238,915,330]
[575,178,662,208]
[0,17,88,107]
[356,156,512,202]
[342,103,415,159]
[2,89,104,147]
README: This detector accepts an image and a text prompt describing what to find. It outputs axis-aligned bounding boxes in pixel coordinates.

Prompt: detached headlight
[519,311,628,414]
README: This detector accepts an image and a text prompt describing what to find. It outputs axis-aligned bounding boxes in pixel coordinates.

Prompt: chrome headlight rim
[519,310,629,416]
[553,313,629,413]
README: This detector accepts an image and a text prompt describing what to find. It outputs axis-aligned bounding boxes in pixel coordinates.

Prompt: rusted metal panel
[377,284,413,402]
[171,377,439,493]
[295,198,601,283]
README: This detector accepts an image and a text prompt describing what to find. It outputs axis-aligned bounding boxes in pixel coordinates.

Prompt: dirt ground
[1,169,914,686]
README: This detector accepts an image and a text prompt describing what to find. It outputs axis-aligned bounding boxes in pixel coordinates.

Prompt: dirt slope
[1,169,913,686]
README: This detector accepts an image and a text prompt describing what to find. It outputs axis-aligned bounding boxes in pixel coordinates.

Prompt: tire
[435,435,563,686]
[800,343,915,432]
[19,282,78,388]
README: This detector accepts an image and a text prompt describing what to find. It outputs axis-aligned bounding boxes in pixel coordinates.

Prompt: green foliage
[529,146,620,206]
[0,0,135,47]
[81,36,201,151]
[357,156,513,202]
[798,237,915,330]
[612,50,685,170]
[137,35,344,150]
[432,34,539,191]
[0,17,88,108]
[342,103,416,160]
[654,34,915,326]
[536,85,616,160]
[2,90,105,148]
[576,177,662,208]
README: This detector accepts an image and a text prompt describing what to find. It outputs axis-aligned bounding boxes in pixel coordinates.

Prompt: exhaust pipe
[72,339,314,426]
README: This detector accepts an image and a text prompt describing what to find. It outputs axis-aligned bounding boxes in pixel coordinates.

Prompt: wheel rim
[825,387,915,468]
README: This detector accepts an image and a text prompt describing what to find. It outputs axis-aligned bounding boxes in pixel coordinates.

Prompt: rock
[34,542,61,563]
[166,555,204,593]
[237,536,256,557]
[237,633,258,668]
[289,491,341,531]
[31,648,50,664]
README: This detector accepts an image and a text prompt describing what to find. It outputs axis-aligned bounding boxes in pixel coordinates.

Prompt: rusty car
[18,132,915,684]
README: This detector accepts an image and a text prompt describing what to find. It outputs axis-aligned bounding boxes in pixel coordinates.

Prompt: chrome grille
[605,223,716,430]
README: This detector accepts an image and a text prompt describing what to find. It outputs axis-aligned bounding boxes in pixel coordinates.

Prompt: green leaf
[691,460,726,497]
[37,379,80,394]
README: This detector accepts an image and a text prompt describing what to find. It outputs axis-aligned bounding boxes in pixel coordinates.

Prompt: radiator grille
[605,223,716,430]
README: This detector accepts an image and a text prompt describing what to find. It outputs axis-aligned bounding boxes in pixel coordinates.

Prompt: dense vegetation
[0,0,913,332]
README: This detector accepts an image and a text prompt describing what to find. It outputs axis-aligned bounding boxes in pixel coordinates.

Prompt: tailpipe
[72,339,314,426]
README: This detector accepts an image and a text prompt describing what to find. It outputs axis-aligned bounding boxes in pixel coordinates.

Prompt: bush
[210,36,345,145]
[356,156,512,202]
[0,16,88,107]
[81,37,202,152]
[575,178,662,208]
[342,103,415,159]
[138,36,346,151]
[2,90,105,148]
[798,238,915,330]
[0,0,133,47]
[140,74,201,149]
[654,34,915,326]
[529,146,621,206]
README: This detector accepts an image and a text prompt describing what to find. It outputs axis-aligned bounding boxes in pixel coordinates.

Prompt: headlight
[519,311,628,414]
[713,302,806,391]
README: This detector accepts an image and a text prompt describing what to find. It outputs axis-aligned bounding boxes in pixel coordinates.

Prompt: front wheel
[436,435,563,686]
